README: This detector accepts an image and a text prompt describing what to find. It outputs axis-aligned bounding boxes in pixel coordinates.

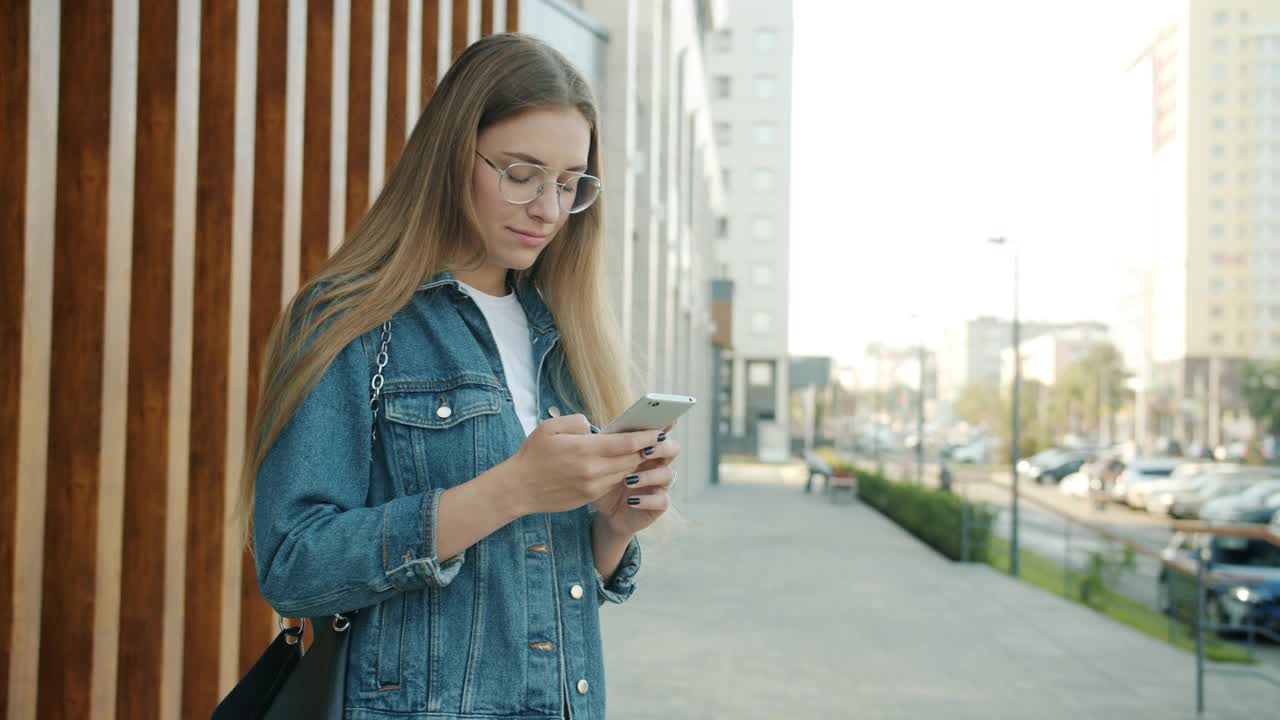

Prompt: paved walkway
[599,462,1279,719]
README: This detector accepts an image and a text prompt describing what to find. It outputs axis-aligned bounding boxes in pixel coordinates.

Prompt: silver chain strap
[369,320,392,445]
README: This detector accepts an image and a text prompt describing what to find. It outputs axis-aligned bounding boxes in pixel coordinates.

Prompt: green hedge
[846,466,994,563]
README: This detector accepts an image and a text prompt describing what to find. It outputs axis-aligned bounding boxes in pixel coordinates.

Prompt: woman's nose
[527,183,562,222]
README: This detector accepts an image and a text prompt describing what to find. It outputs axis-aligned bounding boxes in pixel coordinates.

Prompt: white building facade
[705,1,794,459]
[523,0,729,498]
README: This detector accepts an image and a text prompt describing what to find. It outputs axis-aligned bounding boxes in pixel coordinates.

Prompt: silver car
[1169,471,1280,519]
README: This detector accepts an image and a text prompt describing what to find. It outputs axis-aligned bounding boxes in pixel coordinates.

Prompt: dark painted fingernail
[657,432,667,442]
[627,497,641,506]
[643,446,655,456]
[625,475,640,485]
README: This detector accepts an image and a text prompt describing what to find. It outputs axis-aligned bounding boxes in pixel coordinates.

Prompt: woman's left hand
[593,422,681,538]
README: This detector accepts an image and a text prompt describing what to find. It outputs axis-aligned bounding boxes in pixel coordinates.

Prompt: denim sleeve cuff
[596,534,641,606]
[383,488,465,591]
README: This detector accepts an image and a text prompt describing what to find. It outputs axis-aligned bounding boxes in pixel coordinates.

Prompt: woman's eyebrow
[501,150,588,173]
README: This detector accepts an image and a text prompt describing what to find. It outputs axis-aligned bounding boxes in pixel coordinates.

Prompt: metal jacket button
[548,406,561,418]
[577,679,589,694]
[570,584,584,600]
[437,396,452,419]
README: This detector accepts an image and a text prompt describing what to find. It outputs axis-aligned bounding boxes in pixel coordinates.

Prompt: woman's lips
[509,227,547,247]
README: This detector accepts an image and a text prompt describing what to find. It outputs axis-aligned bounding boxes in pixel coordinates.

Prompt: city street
[600,462,1280,719]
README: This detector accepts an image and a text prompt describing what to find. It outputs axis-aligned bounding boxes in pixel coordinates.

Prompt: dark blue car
[1157,532,1280,638]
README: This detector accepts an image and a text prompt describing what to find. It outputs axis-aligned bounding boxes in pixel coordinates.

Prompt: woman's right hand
[503,414,662,516]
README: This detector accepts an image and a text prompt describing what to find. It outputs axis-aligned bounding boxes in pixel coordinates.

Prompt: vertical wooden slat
[480,0,493,35]
[422,0,439,101]
[451,0,467,61]
[241,0,289,675]
[300,0,334,282]
[93,0,141,712]
[116,1,177,715]
[385,0,407,175]
[506,0,518,32]
[346,0,373,233]
[182,0,239,716]
[37,0,113,717]
[0,0,29,708]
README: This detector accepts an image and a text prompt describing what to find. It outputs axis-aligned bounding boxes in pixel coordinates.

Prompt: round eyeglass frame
[475,151,603,214]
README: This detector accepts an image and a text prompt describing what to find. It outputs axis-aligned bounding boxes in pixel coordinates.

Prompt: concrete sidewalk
[600,462,1279,719]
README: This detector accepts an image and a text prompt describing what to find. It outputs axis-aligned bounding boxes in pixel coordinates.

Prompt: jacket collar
[418,270,557,336]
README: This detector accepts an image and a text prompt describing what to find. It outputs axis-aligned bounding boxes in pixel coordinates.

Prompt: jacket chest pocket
[381,382,505,495]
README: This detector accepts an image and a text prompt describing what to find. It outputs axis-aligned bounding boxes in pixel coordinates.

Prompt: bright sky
[789,0,1175,369]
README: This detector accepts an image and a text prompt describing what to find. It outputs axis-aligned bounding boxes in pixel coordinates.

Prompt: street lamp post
[911,314,925,486]
[990,236,1021,578]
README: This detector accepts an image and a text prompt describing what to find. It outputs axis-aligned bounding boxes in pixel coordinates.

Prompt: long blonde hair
[239,33,631,540]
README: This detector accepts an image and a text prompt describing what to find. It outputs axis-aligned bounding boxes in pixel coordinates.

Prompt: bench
[805,451,856,504]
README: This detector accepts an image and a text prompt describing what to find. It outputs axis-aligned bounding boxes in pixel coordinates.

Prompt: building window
[1212,172,1225,185]
[1213,91,1225,105]
[1214,37,1227,52]
[753,28,777,51]
[716,216,729,238]
[1211,305,1224,318]
[1214,11,1228,26]
[752,264,771,286]
[714,75,732,100]
[754,74,776,100]
[1212,144,1225,158]
[713,29,732,52]
[753,122,775,145]
[751,312,772,334]
[1212,224,1225,238]
[1211,277,1225,292]
[1212,197,1225,211]
[1213,116,1226,131]
[1214,63,1227,80]
[753,169,775,192]
[752,216,773,239]
[715,121,731,147]
[748,361,773,386]
[1211,332,1224,346]
[721,168,730,190]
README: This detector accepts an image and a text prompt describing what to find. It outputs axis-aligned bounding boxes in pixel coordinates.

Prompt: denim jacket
[254,271,642,720]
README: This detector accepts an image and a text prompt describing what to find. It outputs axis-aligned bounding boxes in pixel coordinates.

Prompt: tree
[1242,359,1280,439]
[954,382,1003,428]
[1048,343,1132,441]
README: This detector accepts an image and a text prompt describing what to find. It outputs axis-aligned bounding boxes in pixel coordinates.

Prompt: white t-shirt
[458,281,540,436]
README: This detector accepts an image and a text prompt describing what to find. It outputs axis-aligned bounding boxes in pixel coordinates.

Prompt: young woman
[241,33,681,719]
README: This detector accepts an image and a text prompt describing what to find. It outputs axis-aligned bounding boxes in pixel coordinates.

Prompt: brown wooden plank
[451,0,467,61]
[422,0,439,102]
[506,0,518,32]
[0,0,29,711]
[300,0,334,283]
[240,0,291,673]
[182,0,239,716]
[385,0,407,176]
[481,0,493,36]
[115,1,178,717]
[346,0,372,234]
[36,0,113,717]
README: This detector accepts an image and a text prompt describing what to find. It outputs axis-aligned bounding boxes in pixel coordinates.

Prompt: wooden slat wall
[3,1,501,717]
[117,0,177,716]
[0,0,29,710]
[37,2,113,719]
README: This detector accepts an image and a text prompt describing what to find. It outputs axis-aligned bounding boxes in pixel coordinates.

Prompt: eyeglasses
[475,151,602,214]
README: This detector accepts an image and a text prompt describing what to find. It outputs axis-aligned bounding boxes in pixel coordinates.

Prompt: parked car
[1158,532,1280,637]
[1200,480,1280,524]
[1126,462,1213,510]
[950,439,991,465]
[1144,463,1240,516]
[1018,448,1093,485]
[1112,458,1180,505]
[1168,471,1279,519]
[1059,457,1125,498]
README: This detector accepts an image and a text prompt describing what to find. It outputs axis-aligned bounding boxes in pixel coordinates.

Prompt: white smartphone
[600,393,697,434]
